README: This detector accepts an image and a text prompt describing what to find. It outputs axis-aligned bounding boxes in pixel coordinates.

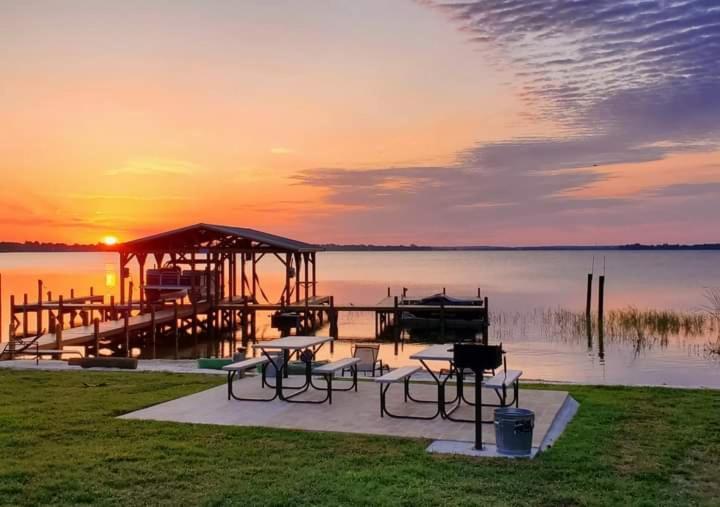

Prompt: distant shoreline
[1,241,719,253]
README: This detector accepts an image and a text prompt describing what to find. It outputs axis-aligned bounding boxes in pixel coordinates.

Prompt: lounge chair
[342,343,389,377]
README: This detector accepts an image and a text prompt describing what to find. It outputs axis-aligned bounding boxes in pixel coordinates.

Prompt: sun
[102,235,118,246]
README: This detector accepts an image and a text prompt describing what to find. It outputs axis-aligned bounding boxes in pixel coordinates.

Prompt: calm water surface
[1,251,719,387]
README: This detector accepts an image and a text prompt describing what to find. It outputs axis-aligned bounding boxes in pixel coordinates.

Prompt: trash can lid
[494,407,534,418]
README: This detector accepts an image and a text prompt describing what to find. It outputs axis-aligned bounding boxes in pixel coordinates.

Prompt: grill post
[475,368,483,450]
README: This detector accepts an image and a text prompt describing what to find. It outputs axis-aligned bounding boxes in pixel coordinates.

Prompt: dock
[1,224,489,361]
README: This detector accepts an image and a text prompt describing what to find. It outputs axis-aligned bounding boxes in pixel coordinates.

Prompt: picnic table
[408,343,521,422]
[253,336,333,403]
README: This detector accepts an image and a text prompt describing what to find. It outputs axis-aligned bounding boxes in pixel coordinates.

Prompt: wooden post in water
[585,273,593,318]
[598,275,605,337]
[393,296,400,356]
[440,301,446,340]
[482,296,489,344]
[387,287,391,297]
[477,287,481,298]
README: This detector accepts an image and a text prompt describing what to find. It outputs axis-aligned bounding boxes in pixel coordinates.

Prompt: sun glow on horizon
[102,235,118,246]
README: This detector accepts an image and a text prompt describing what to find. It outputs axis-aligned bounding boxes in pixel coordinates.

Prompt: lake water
[1,251,719,387]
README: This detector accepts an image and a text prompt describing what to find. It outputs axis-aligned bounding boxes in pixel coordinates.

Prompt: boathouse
[117,223,323,307]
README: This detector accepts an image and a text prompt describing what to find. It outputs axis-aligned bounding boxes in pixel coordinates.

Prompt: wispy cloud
[295,0,720,243]
[106,158,200,176]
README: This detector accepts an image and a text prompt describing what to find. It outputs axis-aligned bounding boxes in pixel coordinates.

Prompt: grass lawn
[0,370,719,506]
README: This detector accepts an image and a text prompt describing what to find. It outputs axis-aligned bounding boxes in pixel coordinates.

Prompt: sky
[1,0,718,246]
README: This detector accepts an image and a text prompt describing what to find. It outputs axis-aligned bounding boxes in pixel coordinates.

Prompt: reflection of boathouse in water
[3,223,488,360]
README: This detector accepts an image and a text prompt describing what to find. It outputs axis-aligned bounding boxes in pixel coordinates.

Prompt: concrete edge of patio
[427,395,579,459]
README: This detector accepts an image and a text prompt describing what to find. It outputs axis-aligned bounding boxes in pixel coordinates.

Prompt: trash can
[494,408,535,456]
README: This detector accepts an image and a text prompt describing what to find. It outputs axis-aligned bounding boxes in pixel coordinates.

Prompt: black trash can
[494,408,535,456]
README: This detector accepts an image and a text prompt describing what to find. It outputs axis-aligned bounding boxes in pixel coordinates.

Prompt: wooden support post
[304,252,309,332]
[329,296,336,353]
[138,254,146,310]
[241,253,246,300]
[477,287,481,298]
[56,295,64,355]
[586,273,593,318]
[119,253,127,304]
[89,286,94,323]
[173,301,179,360]
[192,298,198,357]
[442,287,446,295]
[251,253,257,303]
[37,280,43,335]
[124,310,130,358]
[22,294,28,338]
[294,252,301,304]
[311,252,317,298]
[387,287,391,297]
[284,253,292,305]
[393,296,400,356]
[110,295,116,321]
[150,305,156,359]
[93,318,100,357]
[241,299,248,347]
[598,275,605,335]
[482,296,489,344]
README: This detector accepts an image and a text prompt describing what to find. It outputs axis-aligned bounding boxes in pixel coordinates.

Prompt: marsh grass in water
[491,305,719,357]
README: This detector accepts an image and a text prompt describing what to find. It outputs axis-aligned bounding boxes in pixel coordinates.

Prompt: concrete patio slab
[120,375,574,451]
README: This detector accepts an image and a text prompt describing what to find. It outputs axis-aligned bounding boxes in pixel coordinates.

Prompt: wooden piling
[22,294,28,338]
[482,296,489,344]
[93,318,100,357]
[393,296,400,356]
[36,280,42,336]
[598,275,605,335]
[150,305,156,359]
[329,296,336,353]
[124,310,130,358]
[585,273,593,318]
[56,295,64,354]
[173,301,179,360]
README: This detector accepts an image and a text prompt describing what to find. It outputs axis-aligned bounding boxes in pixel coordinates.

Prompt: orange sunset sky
[1,1,719,246]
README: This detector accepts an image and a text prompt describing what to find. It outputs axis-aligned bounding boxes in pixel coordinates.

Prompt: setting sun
[102,235,118,246]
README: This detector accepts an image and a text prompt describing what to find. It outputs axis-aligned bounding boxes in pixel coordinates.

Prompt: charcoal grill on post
[452,343,504,450]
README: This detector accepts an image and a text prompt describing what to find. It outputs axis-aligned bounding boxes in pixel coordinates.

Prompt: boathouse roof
[118,223,320,253]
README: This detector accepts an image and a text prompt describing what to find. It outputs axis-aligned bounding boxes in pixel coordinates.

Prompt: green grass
[1,370,719,506]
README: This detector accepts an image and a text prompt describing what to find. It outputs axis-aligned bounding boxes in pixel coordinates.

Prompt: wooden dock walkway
[33,304,205,349]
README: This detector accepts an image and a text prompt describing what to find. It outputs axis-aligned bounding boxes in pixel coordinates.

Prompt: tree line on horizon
[1,240,718,253]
